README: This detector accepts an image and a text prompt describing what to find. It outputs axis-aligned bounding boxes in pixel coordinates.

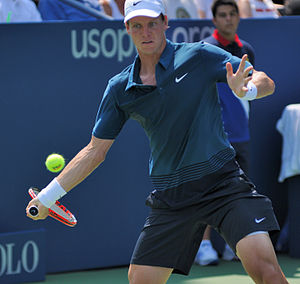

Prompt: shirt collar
[159,39,174,70]
[212,29,243,48]
[125,39,174,92]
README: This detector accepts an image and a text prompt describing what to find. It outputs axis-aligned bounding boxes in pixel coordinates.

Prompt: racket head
[28,187,77,227]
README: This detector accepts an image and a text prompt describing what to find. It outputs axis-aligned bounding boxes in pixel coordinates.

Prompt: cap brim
[124,9,161,23]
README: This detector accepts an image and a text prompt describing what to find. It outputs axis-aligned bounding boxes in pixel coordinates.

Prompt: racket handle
[29,206,39,217]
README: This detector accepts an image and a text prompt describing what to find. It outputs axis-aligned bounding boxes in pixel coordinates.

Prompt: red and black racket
[28,187,77,227]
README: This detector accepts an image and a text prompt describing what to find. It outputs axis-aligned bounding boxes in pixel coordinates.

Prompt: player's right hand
[26,198,49,220]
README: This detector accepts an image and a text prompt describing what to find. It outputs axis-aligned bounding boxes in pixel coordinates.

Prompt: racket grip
[29,206,39,217]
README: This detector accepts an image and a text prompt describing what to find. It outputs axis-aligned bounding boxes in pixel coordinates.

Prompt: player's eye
[148,21,157,28]
[132,23,142,29]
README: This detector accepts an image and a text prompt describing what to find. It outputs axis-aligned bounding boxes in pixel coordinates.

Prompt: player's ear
[212,17,217,27]
[125,21,130,34]
[163,15,169,29]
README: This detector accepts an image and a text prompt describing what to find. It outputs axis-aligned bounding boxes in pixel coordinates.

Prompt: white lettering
[71,28,135,62]
[171,25,214,43]
[22,241,39,273]
[101,28,117,58]
[118,29,135,62]
[6,243,21,275]
[0,241,40,276]
[200,26,215,40]
[0,245,6,276]
[172,27,189,42]
[71,30,88,58]
[88,29,100,58]
[71,25,214,61]
[188,26,201,41]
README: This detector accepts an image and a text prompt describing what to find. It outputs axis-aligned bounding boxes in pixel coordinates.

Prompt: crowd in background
[0,0,299,22]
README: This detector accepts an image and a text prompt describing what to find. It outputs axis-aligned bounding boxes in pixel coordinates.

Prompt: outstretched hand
[226,54,254,98]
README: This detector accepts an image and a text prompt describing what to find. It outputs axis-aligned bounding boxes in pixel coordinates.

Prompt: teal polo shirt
[93,40,250,191]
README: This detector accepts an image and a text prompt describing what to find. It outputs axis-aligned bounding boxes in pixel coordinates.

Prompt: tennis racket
[28,187,77,227]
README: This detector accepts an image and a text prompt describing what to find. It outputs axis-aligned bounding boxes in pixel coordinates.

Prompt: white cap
[124,0,166,23]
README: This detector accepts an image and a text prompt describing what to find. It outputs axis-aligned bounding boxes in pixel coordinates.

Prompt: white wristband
[233,81,258,101]
[37,178,67,208]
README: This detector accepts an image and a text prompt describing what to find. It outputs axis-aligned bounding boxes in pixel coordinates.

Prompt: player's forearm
[56,147,102,192]
[251,70,275,99]
[56,137,114,192]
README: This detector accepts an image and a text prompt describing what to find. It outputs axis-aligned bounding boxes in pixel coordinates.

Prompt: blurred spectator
[284,0,300,15]
[164,0,200,19]
[237,0,281,17]
[195,0,255,266]
[99,0,124,19]
[195,0,214,18]
[0,0,42,23]
[38,0,103,21]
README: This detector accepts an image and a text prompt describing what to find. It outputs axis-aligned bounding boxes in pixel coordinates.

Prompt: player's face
[126,15,168,56]
[213,5,240,39]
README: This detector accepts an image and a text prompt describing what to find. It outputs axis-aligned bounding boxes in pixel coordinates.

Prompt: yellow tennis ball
[45,153,65,173]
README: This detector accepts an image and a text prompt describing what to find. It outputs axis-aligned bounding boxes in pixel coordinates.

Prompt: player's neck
[138,53,162,86]
[218,31,236,43]
[139,61,157,85]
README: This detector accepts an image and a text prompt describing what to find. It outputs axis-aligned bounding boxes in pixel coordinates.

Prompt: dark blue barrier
[0,17,299,274]
[0,20,148,273]
[0,229,45,283]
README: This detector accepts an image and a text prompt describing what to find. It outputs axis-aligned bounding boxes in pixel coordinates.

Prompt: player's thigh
[128,264,172,284]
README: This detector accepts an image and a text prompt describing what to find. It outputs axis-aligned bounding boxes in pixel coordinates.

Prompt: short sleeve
[92,83,128,139]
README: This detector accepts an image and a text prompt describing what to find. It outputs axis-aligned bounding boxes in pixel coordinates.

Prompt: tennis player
[26,0,289,283]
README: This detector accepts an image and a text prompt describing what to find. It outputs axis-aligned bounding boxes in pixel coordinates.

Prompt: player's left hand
[226,54,254,98]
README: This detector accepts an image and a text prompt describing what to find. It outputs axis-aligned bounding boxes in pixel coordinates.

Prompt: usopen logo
[71,28,135,62]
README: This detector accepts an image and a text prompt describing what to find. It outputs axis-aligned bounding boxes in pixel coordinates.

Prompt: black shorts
[131,164,279,275]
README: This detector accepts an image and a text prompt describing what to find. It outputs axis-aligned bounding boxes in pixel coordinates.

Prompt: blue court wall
[0,17,299,274]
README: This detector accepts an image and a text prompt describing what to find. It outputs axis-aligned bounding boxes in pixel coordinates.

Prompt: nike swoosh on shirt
[175,73,188,83]
[133,1,141,6]
[255,217,266,223]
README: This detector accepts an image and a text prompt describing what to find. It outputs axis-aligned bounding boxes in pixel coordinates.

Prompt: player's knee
[128,265,140,284]
[245,261,285,284]
[260,263,286,284]
[128,266,134,283]
[128,264,171,284]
